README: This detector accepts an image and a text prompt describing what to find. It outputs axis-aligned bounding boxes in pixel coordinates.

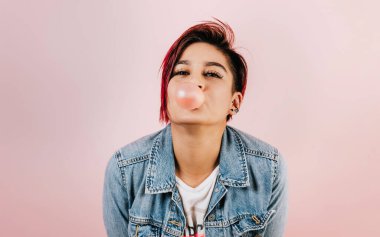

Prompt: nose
[191,75,205,90]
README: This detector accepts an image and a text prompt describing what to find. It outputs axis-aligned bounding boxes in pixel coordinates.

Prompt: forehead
[178,42,229,67]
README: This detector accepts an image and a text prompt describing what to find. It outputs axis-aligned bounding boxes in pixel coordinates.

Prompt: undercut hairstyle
[159,18,248,125]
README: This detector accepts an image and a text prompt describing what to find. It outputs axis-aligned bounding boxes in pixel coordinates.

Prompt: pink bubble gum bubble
[175,82,205,110]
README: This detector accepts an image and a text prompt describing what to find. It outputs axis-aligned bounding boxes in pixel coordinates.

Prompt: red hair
[159,18,248,125]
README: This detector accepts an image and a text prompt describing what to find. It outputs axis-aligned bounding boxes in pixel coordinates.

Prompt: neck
[171,122,226,187]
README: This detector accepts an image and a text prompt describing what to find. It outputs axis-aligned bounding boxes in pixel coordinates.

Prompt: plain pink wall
[1,0,379,236]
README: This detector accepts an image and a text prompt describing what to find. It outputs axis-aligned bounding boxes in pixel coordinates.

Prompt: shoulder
[226,125,281,162]
[109,128,164,166]
[227,125,288,183]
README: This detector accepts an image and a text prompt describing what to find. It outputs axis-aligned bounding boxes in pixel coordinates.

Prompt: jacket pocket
[231,210,276,237]
[129,216,161,237]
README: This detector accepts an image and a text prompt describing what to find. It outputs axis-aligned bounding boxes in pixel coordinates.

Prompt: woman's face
[167,42,242,125]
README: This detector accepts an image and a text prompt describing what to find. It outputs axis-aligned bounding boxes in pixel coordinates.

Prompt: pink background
[1,0,379,236]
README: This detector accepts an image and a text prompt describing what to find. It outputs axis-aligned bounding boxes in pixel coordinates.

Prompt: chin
[168,110,223,125]
[171,117,224,126]
[171,117,204,124]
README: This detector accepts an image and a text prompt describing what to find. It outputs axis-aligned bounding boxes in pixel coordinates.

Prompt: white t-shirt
[175,165,219,237]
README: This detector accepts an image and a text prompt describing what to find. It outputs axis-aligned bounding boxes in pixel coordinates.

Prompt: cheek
[167,81,175,104]
[211,86,232,103]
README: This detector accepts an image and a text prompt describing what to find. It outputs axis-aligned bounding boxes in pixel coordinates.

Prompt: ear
[228,92,243,116]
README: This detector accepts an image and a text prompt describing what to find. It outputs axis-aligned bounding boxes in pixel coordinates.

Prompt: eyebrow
[175,60,227,73]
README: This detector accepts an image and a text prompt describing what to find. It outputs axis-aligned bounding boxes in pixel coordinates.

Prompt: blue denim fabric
[103,123,288,237]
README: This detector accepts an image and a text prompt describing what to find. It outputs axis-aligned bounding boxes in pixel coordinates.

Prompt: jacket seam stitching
[114,150,131,206]
[117,154,150,167]
[272,147,279,182]
[244,148,278,161]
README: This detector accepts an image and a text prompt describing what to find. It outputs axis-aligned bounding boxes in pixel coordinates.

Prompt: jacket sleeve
[103,151,130,237]
[263,151,289,237]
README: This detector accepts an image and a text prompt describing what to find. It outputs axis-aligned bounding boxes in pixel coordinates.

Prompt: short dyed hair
[159,19,248,125]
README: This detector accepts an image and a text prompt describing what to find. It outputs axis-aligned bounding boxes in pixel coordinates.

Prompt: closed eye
[204,71,223,79]
[172,70,223,79]
[172,70,189,77]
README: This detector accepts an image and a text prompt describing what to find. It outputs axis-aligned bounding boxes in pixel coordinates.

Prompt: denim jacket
[103,123,288,237]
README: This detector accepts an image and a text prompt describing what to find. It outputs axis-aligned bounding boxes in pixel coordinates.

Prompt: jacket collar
[145,123,249,194]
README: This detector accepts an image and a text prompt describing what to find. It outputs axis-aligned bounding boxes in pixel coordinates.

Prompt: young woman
[103,19,288,237]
